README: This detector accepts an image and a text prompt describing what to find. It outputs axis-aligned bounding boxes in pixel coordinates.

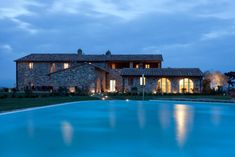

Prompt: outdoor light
[102,97,105,100]
[126,99,129,101]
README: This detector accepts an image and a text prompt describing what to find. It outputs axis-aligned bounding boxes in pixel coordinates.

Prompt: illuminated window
[157,78,171,93]
[140,77,146,85]
[145,64,150,68]
[29,62,33,69]
[110,80,116,92]
[64,63,69,69]
[111,63,116,69]
[135,64,139,68]
[69,87,76,93]
[50,63,56,73]
[179,78,194,93]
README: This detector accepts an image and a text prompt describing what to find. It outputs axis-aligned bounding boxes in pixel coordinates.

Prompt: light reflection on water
[211,107,222,126]
[61,121,74,146]
[159,105,171,130]
[137,103,146,129]
[27,119,34,138]
[109,104,116,128]
[174,104,194,147]
[1,101,235,157]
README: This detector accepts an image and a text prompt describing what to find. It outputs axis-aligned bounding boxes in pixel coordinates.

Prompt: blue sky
[0,0,235,87]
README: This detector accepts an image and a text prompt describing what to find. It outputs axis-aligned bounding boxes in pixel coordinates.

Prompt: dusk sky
[0,0,235,87]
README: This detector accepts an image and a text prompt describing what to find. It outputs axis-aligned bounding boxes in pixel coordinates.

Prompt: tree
[225,71,235,93]
[204,71,227,91]
[202,77,211,94]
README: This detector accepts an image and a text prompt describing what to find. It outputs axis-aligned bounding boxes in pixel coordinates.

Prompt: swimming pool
[0,100,235,157]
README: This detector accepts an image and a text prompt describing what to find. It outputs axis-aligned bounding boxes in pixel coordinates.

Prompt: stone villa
[15,50,203,94]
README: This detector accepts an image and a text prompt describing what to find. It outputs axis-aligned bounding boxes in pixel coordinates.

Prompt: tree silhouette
[225,71,235,93]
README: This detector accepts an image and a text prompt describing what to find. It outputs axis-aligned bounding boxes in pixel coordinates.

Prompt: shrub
[24,86,33,97]
[131,87,138,95]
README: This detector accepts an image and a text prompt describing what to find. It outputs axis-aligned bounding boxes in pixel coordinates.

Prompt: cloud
[49,0,235,21]
[0,0,42,34]
[201,27,235,40]
[0,44,13,53]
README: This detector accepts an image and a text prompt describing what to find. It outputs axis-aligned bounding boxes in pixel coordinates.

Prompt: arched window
[157,78,171,93]
[179,78,194,93]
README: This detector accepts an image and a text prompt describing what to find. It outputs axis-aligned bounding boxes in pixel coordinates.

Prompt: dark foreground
[0,96,99,112]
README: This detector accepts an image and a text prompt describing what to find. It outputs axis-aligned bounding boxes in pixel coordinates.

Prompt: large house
[15,50,203,94]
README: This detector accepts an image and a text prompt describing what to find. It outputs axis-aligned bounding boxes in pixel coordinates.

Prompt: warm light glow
[102,97,105,100]
[158,78,171,93]
[145,64,150,68]
[90,89,95,94]
[140,76,146,85]
[179,78,194,93]
[64,63,69,69]
[29,62,33,69]
[206,72,228,90]
[111,63,116,69]
[110,80,116,92]
[136,64,139,68]
[174,104,194,147]
[69,87,76,93]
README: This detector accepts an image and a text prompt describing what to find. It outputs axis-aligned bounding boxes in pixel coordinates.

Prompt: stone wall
[123,76,202,93]
[17,61,202,93]
[17,62,105,92]
[107,69,123,92]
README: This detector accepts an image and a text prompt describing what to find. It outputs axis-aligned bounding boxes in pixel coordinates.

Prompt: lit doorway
[110,80,116,92]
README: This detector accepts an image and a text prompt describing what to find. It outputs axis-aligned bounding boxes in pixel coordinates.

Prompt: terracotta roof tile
[120,68,203,77]
[15,54,163,62]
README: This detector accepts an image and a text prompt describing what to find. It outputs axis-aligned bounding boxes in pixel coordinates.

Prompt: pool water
[0,100,235,157]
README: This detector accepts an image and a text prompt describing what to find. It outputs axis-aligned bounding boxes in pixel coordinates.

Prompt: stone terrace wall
[48,64,97,91]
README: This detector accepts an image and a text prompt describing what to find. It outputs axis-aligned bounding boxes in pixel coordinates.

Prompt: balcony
[108,61,161,69]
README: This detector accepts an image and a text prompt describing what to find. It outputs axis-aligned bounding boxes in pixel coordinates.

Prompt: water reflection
[174,104,194,147]
[109,104,116,128]
[27,119,34,138]
[159,105,171,130]
[211,107,221,126]
[137,103,146,129]
[61,121,74,146]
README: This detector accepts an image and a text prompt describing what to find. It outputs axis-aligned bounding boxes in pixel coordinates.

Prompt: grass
[0,94,233,113]
[108,95,233,100]
[0,96,99,112]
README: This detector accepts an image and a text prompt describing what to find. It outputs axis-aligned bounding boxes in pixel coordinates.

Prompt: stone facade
[17,62,107,93]
[123,76,202,94]
[16,53,203,93]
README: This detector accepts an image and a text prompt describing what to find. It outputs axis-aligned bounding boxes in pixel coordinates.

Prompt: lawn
[0,96,99,112]
[0,95,233,113]
[108,95,233,101]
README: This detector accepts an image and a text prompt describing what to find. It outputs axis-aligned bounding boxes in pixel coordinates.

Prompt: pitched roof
[120,68,203,77]
[15,53,163,62]
[15,54,78,62]
[48,63,109,75]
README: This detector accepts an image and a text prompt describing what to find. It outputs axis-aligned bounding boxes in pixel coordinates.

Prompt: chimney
[105,50,111,56]
[77,48,83,57]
